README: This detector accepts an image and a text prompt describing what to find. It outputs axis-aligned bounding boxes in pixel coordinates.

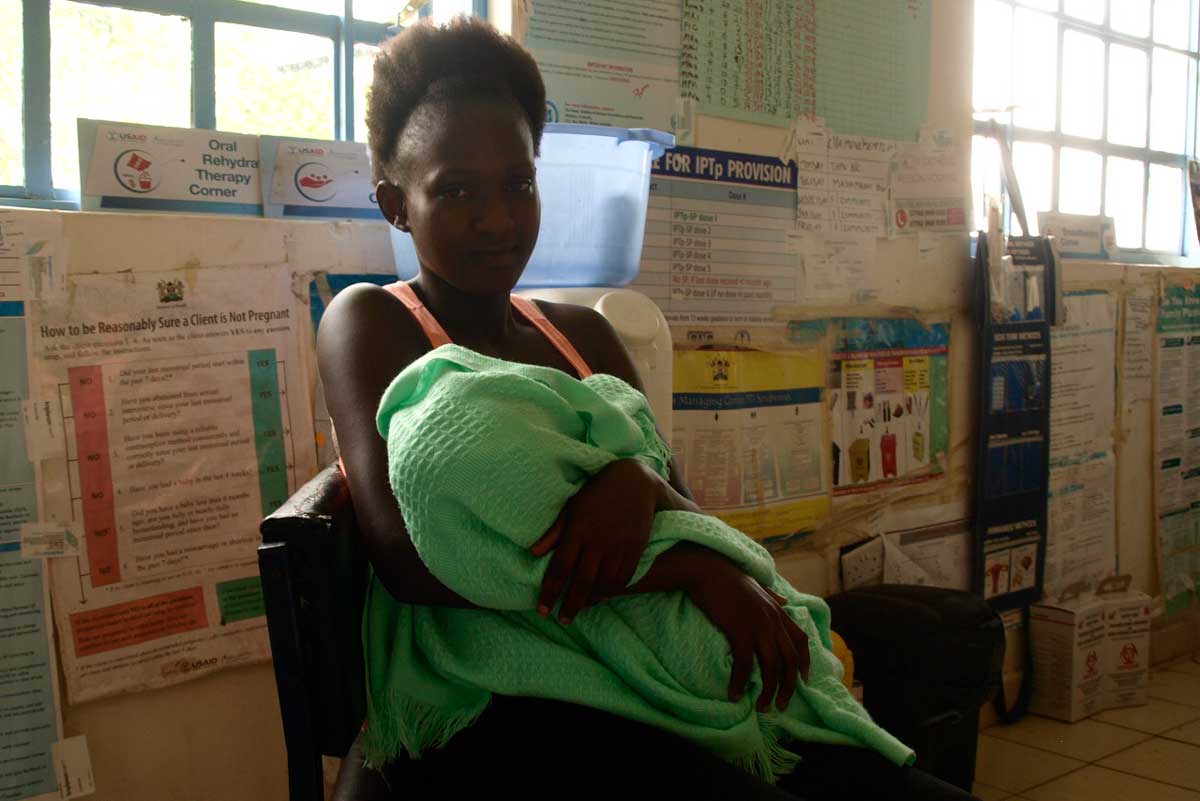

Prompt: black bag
[827,584,1005,791]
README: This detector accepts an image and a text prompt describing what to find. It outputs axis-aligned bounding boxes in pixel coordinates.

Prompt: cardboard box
[1029,597,1107,722]
[1103,592,1152,710]
[1029,576,1150,722]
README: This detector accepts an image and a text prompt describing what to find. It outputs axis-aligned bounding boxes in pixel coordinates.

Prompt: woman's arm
[317,283,478,609]
[530,303,707,619]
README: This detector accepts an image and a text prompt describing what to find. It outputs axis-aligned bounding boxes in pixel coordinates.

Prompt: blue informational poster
[0,300,61,801]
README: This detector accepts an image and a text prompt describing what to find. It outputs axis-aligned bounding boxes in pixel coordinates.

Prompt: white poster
[80,120,261,216]
[1122,286,1155,405]
[526,0,681,131]
[791,233,879,306]
[29,264,317,701]
[791,124,898,237]
[1050,291,1118,461]
[888,143,970,236]
[1045,453,1117,600]
[1045,291,1118,599]
[631,146,799,321]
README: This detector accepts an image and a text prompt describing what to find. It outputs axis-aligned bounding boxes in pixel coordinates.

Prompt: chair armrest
[258,463,368,762]
[261,465,352,544]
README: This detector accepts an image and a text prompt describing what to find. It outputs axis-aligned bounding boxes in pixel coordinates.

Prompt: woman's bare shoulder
[533,299,641,386]
[317,282,429,401]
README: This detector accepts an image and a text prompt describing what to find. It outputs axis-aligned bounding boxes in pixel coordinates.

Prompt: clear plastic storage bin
[391,124,674,287]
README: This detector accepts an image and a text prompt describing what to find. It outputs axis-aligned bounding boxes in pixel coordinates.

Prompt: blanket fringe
[728,716,802,785]
[362,689,490,770]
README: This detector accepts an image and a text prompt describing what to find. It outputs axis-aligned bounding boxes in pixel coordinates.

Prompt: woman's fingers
[558,554,601,624]
[783,615,812,683]
[775,626,800,711]
[529,513,565,558]
[755,639,780,713]
[729,639,753,701]
[588,549,631,608]
[537,534,582,616]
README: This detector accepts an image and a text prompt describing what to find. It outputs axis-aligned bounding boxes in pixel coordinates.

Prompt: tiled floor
[972,656,1200,800]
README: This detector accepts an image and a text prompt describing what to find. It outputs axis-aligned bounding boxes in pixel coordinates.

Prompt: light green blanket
[366,344,913,781]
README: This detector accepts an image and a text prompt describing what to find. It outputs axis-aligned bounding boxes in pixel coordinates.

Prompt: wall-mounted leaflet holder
[973,232,1050,614]
[977,119,1062,327]
[973,136,1055,723]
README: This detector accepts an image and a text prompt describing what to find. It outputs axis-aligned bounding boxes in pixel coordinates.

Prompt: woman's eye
[439,187,468,200]
[508,179,534,193]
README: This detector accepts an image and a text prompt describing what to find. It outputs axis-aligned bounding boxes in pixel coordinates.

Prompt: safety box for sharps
[1029,595,1107,722]
[1101,584,1152,711]
[1029,575,1150,722]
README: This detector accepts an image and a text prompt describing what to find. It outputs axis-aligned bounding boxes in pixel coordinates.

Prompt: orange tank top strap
[383,281,453,348]
[509,295,594,379]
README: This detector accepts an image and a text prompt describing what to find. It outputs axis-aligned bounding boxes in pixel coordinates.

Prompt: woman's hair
[367,16,546,183]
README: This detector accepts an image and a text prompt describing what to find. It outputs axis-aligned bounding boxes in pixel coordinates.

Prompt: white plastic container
[391,124,674,287]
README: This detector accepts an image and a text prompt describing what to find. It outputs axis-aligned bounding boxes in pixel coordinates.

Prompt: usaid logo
[107,131,148,143]
[160,656,219,678]
[286,145,326,157]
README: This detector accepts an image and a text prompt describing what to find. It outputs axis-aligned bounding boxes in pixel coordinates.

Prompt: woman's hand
[687,560,811,713]
[530,458,665,624]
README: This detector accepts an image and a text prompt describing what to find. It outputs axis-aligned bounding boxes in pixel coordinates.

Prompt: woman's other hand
[530,458,664,624]
[687,559,811,713]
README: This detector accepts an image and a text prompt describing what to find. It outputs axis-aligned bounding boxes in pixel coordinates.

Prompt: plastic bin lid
[543,124,675,159]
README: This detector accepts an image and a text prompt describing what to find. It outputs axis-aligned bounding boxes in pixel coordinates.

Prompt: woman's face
[387,97,540,295]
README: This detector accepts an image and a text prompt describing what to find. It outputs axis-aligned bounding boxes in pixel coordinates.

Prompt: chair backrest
[259,465,367,800]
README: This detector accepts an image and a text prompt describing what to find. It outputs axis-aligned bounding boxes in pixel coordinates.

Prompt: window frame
[974,0,1200,259]
[4,0,483,206]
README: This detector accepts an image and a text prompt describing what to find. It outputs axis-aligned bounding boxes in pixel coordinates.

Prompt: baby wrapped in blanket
[365,344,913,782]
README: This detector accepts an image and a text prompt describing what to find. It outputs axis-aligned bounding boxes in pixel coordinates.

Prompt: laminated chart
[1154,283,1200,613]
[680,0,931,140]
[671,348,829,540]
[631,146,799,322]
[817,317,950,496]
[28,264,317,701]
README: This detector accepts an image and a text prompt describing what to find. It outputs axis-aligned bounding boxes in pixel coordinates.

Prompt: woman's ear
[376,181,409,232]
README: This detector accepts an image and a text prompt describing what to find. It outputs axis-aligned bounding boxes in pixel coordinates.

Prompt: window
[353,43,380,143]
[50,2,191,192]
[972,0,1200,257]
[5,0,481,205]
[1,0,23,187]
[215,23,335,139]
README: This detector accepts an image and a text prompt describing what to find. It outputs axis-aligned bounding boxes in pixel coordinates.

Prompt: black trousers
[334,695,981,801]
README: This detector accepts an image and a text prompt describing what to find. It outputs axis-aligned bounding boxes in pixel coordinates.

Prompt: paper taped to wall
[29,263,317,701]
[1154,283,1200,613]
[631,146,800,322]
[672,348,830,539]
[526,0,681,131]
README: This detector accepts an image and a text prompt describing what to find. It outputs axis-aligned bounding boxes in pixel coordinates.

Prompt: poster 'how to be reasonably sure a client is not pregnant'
[26,264,317,702]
